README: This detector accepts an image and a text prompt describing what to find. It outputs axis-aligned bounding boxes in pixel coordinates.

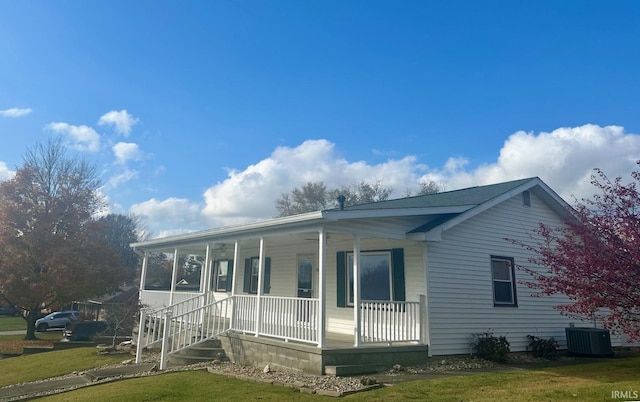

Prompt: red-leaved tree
[516,165,640,341]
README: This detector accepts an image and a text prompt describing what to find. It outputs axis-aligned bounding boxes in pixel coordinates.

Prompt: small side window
[491,256,517,307]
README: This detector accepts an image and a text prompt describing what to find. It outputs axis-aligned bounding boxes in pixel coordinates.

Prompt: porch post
[353,235,361,347]
[317,228,326,348]
[231,241,239,297]
[419,294,427,345]
[229,240,239,330]
[138,252,148,299]
[169,248,179,306]
[159,311,172,370]
[203,244,212,301]
[255,237,265,337]
[135,309,146,364]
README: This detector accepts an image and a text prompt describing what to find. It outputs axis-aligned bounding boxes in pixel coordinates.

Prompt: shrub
[471,330,510,363]
[527,335,559,359]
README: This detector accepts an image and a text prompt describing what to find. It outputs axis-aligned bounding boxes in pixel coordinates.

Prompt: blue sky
[1,1,640,237]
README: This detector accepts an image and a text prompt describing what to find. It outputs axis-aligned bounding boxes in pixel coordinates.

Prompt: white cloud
[46,122,100,152]
[0,161,16,181]
[113,142,144,165]
[107,168,140,188]
[0,107,31,117]
[98,110,139,137]
[129,198,202,237]
[200,139,424,225]
[130,125,640,236]
[427,124,640,202]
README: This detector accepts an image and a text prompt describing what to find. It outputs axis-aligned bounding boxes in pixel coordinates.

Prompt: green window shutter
[226,259,234,292]
[243,258,251,293]
[391,248,405,301]
[336,251,346,307]
[263,257,271,294]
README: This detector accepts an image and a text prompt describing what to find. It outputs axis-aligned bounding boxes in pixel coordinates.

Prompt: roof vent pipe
[337,194,346,211]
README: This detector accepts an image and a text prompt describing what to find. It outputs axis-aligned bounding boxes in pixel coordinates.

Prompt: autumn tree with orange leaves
[0,139,130,339]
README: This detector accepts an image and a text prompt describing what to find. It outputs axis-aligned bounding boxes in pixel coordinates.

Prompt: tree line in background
[0,139,142,339]
[275,179,444,217]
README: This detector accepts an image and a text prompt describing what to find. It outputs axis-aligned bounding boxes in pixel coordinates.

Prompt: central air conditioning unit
[565,327,613,357]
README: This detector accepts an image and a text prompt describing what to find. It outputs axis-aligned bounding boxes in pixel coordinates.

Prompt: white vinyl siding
[426,192,581,355]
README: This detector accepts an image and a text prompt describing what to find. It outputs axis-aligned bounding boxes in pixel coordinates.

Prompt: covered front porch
[132,214,431,372]
[135,290,427,373]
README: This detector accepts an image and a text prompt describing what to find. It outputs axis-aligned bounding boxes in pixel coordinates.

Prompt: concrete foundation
[219,331,429,375]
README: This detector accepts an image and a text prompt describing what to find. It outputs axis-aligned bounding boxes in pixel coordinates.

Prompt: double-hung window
[242,257,271,294]
[211,259,234,292]
[491,256,517,306]
[246,257,259,293]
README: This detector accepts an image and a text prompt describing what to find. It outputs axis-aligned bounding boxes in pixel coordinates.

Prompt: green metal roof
[335,177,537,211]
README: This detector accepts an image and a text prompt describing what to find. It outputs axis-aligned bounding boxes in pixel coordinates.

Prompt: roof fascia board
[322,205,473,220]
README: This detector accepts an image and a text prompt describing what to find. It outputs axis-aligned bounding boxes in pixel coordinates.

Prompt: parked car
[63,320,112,341]
[0,305,17,316]
[35,310,79,331]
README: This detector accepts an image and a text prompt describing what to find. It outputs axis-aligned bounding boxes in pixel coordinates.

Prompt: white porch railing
[232,295,257,333]
[136,293,426,370]
[359,296,426,344]
[259,296,319,344]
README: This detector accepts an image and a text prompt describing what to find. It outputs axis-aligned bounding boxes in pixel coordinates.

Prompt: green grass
[0,316,26,332]
[36,355,640,402]
[0,347,130,387]
[0,331,61,341]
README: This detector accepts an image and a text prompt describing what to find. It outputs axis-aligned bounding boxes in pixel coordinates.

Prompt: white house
[131,177,610,374]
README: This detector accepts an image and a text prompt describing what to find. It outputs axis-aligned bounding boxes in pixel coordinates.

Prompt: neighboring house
[131,177,625,374]
[75,286,139,321]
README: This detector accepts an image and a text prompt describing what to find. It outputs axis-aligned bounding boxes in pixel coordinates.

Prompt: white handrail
[158,297,233,369]
[136,290,216,356]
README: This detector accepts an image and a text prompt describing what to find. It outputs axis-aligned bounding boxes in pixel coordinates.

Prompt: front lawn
[0,316,26,332]
[0,347,130,387]
[37,354,640,402]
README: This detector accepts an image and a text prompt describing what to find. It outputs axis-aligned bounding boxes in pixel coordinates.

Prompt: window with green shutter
[212,259,234,292]
[242,257,271,294]
[337,248,405,307]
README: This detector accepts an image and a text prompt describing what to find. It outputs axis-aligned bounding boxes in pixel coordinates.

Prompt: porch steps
[324,364,384,376]
[168,338,229,367]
